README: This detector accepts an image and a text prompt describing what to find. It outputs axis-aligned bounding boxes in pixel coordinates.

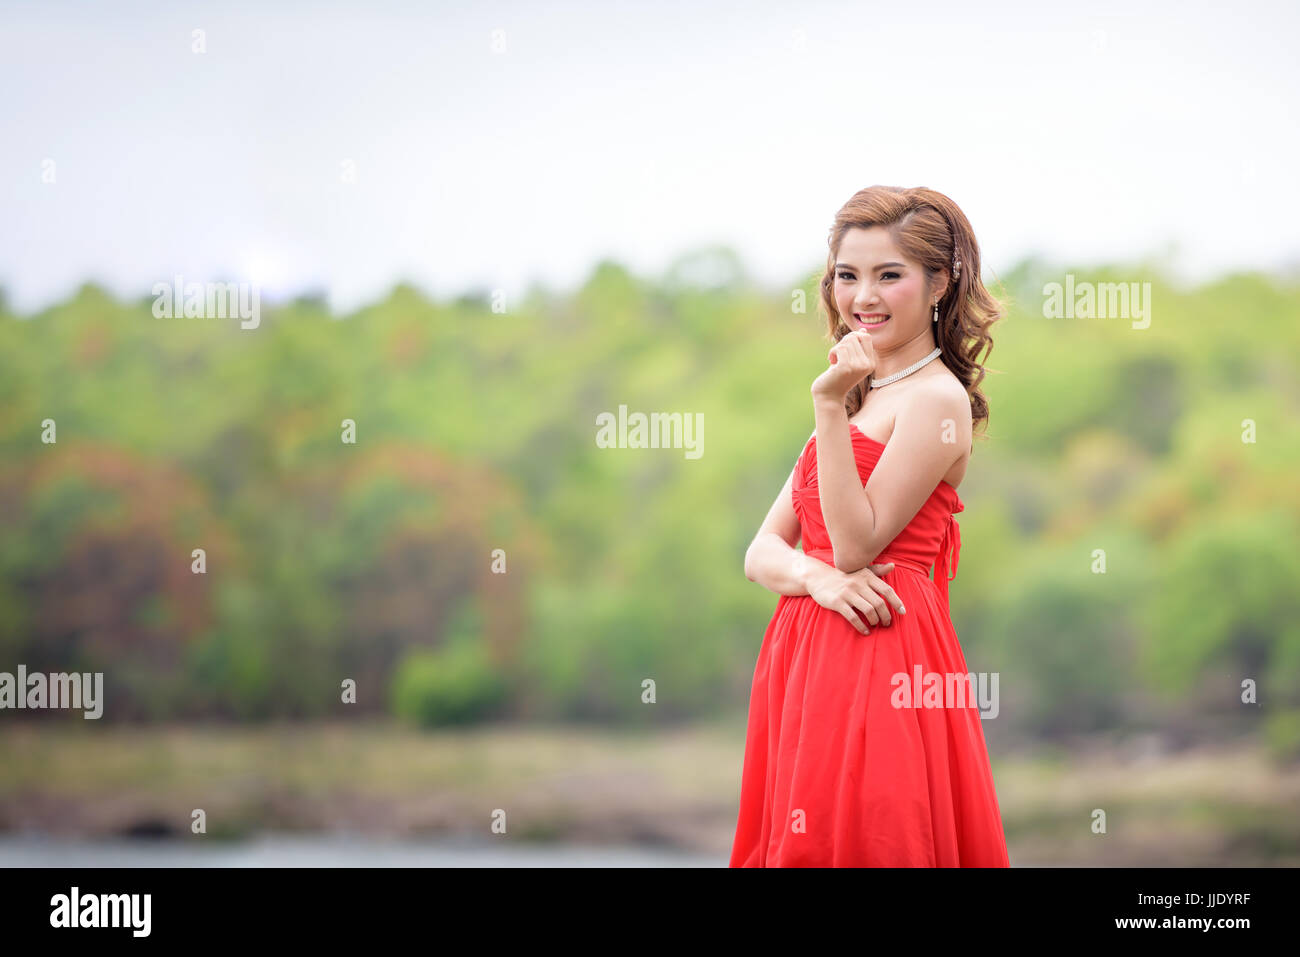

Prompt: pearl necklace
[868,347,942,388]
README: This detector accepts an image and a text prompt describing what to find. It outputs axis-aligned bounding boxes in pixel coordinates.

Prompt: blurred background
[1,0,1299,866]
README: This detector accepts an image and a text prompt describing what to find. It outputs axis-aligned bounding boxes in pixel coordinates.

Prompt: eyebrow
[834,262,905,272]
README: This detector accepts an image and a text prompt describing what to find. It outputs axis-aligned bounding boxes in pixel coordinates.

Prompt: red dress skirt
[730,423,1010,867]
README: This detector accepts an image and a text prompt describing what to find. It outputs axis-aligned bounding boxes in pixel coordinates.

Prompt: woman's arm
[815,382,969,572]
[743,447,908,631]
[743,463,815,595]
[742,449,884,595]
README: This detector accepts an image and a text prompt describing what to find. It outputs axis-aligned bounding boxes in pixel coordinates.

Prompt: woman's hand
[810,329,878,402]
[802,557,906,635]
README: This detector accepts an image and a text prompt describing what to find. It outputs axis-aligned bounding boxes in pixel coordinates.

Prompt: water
[0,834,724,867]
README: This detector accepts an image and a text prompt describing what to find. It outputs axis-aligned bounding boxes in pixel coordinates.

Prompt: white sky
[1,0,1297,313]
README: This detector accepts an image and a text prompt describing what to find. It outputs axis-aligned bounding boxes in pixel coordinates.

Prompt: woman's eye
[837,270,898,280]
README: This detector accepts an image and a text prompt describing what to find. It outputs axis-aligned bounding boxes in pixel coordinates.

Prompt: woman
[730,186,1009,867]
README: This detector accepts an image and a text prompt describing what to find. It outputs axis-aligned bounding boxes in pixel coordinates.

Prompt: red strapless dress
[730,423,1010,867]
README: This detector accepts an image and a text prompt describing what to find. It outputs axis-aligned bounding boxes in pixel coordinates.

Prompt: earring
[932,299,938,323]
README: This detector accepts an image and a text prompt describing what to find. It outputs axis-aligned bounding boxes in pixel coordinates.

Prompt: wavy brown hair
[818,185,1002,439]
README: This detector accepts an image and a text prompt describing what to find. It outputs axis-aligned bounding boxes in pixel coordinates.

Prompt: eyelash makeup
[837,271,899,281]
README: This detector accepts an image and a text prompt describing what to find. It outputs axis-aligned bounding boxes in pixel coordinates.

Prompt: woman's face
[832,226,940,345]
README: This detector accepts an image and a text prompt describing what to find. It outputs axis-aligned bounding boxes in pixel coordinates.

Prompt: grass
[1,718,1297,865]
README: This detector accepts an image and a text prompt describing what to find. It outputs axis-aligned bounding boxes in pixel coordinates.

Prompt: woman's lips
[856,314,890,329]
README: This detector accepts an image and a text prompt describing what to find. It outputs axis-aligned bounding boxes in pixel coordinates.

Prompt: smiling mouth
[855,314,891,326]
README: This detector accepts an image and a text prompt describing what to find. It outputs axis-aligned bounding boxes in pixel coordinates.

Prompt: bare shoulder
[923,365,971,402]
[901,372,972,440]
